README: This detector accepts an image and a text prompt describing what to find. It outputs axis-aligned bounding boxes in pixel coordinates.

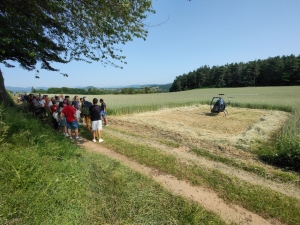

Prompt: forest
[169,54,300,92]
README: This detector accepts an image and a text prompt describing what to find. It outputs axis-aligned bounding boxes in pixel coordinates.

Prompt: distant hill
[6,83,172,92]
[123,83,172,91]
[155,83,172,91]
[5,86,48,92]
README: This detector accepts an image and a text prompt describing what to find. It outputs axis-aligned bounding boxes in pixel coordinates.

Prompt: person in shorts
[99,98,108,126]
[89,98,103,142]
[60,101,82,141]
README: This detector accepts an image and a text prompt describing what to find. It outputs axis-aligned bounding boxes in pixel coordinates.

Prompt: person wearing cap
[82,96,92,131]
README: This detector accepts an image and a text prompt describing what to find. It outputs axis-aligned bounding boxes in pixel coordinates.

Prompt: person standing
[58,102,68,136]
[100,98,108,126]
[72,96,79,110]
[59,94,64,102]
[79,98,83,111]
[60,101,82,141]
[82,96,92,131]
[89,98,103,142]
[44,95,49,106]
[78,97,84,124]
[50,100,58,129]
[63,95,70,107]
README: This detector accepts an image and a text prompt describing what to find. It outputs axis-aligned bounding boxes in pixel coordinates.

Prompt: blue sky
[2,0,300,88]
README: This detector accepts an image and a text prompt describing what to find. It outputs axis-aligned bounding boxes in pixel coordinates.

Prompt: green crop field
[59,86,300,115]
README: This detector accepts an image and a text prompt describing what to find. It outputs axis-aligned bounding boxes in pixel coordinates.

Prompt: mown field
[1,86,300,225]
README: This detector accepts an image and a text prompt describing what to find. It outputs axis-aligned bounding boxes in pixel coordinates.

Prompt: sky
[2,0,300,88]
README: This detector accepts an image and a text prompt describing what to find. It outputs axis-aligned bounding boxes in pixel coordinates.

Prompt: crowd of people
[20,93,108,142]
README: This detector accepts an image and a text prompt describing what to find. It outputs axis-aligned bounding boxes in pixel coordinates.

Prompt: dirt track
[79,105,295,225]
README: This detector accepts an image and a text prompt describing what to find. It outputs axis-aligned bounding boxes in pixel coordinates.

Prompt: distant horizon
[5,83,173,93]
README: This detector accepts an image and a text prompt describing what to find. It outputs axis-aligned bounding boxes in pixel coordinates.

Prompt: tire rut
[104,128,300,201]
[78,139,280,225]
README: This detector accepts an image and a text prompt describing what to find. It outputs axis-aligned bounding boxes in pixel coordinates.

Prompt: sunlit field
[56,86,300,115]
[4,86,300,225]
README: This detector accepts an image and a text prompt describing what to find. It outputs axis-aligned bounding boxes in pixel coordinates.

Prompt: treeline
[33,87,114,95]
[169,54,300,92]
[32,86,165,95]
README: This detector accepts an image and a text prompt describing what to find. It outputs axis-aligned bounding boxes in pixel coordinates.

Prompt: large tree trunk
[0,68,9,105]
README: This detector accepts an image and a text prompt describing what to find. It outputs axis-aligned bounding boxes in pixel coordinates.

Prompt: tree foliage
[170,54,300,92]
[0,0,154,74]
[32,86,164,95]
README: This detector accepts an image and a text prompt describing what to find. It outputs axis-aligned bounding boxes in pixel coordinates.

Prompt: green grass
[158,139,181,148]
[190,147,300,184]
[5,86,300,224]
[253,105,300,171]
[0,105,226,225]
[91,132,300,225]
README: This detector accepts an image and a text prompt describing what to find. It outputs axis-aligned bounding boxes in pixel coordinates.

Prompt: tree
[31,86,36,93]
[0,69,9,104]
[144,87,150,93]
[0,0,154,104]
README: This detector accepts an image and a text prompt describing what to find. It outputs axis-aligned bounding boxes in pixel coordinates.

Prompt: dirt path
[104,128,300,201]
[76,105,296,225]
[78,140,280,225]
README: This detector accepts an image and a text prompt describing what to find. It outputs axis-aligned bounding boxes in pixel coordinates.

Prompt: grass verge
[254,106,300,172]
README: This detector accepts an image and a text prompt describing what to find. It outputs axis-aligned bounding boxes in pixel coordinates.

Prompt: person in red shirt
[50,101,58,114]
[50,100,59,129]
[60,101,82,141]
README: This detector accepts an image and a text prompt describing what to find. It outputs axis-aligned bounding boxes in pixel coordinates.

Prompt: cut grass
[94,132,300,225]
[104,120,300,185]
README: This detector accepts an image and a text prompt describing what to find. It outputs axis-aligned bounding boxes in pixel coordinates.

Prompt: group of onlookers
[21,93,108,142]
